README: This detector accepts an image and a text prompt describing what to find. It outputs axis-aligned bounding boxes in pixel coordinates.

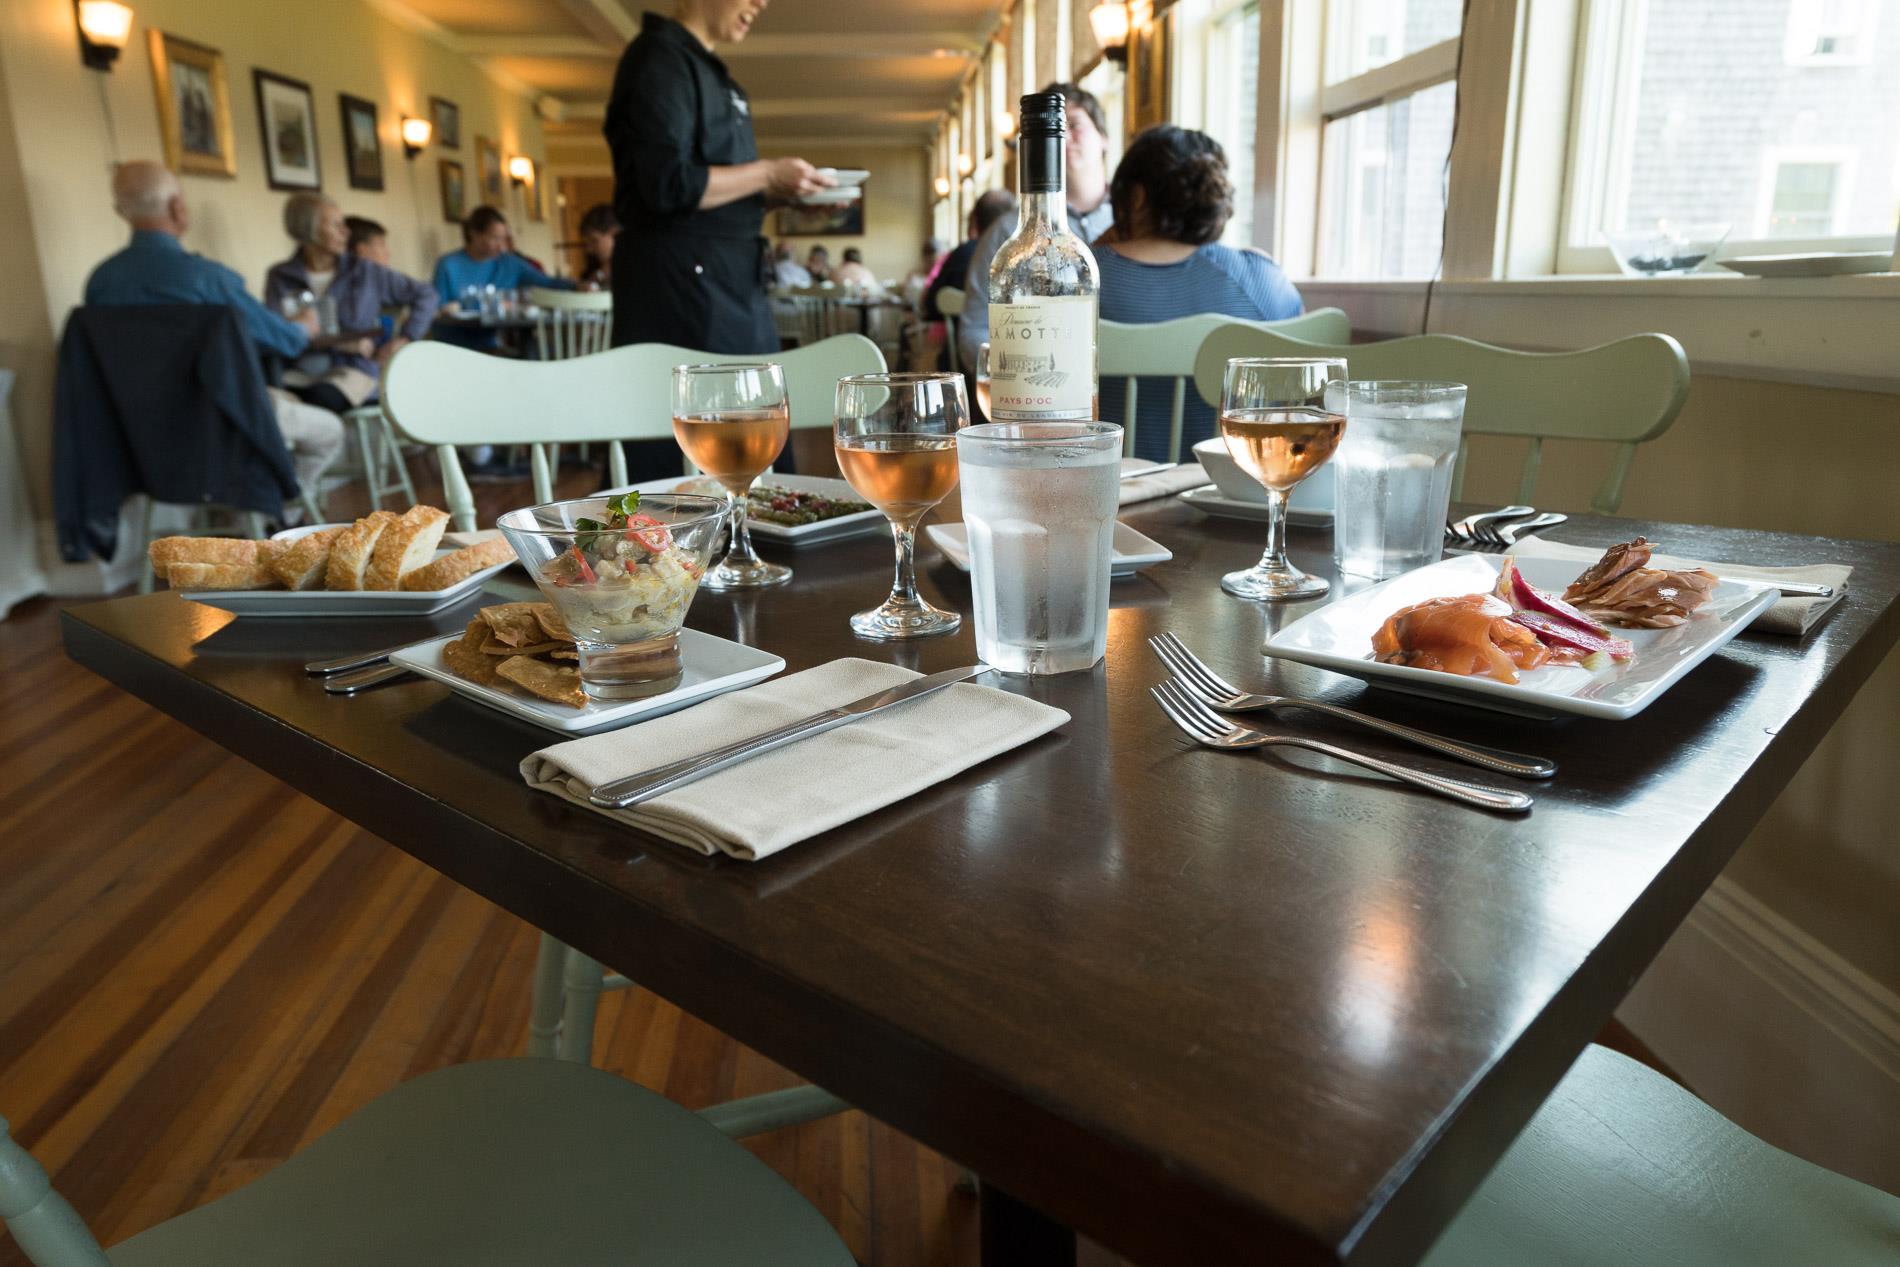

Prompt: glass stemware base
[701,557,791,590]
[1220,561,1329,601]
[849,598,960,641]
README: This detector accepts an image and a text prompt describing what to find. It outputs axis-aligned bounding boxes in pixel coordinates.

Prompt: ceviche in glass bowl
[496,493,728,699]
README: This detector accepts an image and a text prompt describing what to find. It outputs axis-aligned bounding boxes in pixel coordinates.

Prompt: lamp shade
[933,175,951,198]
[956,153,974,176]
[1089,1,1131,53]
[508,155,534,184]
[400,116,433,151]
[77,0,133,49]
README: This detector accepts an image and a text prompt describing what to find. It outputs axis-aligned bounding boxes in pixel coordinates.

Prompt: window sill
[1295,272,1900,298]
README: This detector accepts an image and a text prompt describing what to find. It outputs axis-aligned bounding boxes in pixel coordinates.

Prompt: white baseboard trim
[1617,875,1900,1193]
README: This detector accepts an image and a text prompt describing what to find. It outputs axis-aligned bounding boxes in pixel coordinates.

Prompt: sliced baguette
[323,511,399,591]
[365,505,450,591]
[398,536,515,592]
[167,558,279,591]
[148,536,263,581]
[268,527,345,591]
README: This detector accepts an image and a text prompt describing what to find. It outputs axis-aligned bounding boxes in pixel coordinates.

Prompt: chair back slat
[526,288,613,366]
[936,288,964,374]
[1099,309,1351,462]
[1191,326,1689,514]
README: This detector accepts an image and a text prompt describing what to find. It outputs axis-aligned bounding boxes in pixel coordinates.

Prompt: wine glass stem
[887,521,921,610]
[724,489,763,569]
[1259,487,1292,573]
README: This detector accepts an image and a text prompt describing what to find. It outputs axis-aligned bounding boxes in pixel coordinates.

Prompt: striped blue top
[1097,242,1303,462]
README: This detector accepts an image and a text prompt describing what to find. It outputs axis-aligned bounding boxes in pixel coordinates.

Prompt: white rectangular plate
[602,473,888,545]
[1264,553,1779,720]
[1718,251,1891,278]
[389,627,785,735]
[925,521,1172,577]
[183,524,514,618]
[1179,486,1334,528]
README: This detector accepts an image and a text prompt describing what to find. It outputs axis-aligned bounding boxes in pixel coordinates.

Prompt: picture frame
[146,30,237,178]
[1128,13,1170,137]
[776,197,865,236]
[339,94,383,192]
[515,156,544,221]
[253,69,321,191]
[439,158,467,223]
[475,135,503,206]
[429,95,461,149]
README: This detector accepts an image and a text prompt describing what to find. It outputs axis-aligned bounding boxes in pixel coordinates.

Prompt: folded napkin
[1509,537,1850,636]
[520,658,1069,861]
[1120,462,1211,507]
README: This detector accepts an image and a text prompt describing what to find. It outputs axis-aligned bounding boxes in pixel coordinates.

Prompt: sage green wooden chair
[383,333,886,533]
[1190,326,1690,514]
[1419,1045,1900,1265]
[1101,308,1351,463]
[935,286,966,373]
[0,1059,854,1266]
[526,287,615,469]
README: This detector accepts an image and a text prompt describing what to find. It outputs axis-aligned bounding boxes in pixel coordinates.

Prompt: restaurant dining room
[3,0,1900,1260]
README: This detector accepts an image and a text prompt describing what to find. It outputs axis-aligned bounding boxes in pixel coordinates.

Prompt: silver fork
[1151,681,1533,813]
[1445,505,1535,546]
[1148,633,1555,779]
[1456,512,1569,551]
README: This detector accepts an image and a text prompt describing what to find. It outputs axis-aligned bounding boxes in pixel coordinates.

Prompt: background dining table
[59,499,1900,1267]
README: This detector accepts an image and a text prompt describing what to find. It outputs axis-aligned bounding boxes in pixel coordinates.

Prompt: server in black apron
[605,5,831,353]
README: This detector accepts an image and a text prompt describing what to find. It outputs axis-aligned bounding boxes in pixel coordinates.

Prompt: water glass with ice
[956,421,1122,674]
[1327,381,1467,581]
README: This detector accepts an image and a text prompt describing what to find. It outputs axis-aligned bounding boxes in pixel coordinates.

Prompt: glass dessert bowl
[497,493,728,700]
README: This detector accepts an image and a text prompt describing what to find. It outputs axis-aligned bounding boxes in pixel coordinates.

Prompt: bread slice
[324,512,399,591]
[364,505,450,591]
[148,536,263,581]
[167,558,279,591]
[399,536,515,592]
[266,527,344,590]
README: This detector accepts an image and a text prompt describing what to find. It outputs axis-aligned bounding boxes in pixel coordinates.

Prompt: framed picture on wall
[439,159,467,223]
[429,96,461,149]
[253,70,321,191]
[516,157,545,221]
[339,94,383,192]
[776,195,864,236]
[1128,13,1170,135]
[475,136,503,206]
[146,31,236,178]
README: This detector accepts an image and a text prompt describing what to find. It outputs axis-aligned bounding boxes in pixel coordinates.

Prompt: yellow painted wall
[0,0,555,525]
[756,143,933,284]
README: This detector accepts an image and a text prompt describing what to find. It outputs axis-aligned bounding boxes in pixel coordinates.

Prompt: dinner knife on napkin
[589,664,989,809]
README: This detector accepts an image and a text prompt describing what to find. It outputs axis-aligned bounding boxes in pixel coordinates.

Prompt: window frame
[1755,147,1857,240]
[1784,0,1878,67]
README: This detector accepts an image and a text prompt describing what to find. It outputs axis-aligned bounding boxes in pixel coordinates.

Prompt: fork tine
[1161,680,1239,736]
[1154,681,1228,740]
[1149,637,1220,702]
[1159,633,1244,699]
[1150,685,1219,743]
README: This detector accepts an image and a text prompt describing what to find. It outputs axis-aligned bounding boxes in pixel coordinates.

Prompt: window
[1563,0,1900,270]
[1172,0,1261,245]
[1313,0,1461,277]
[1080,57,1125,174]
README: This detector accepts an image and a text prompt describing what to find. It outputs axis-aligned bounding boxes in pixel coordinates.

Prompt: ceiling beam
[563,98,942,122]
[457,36,617,58]
[723,32,983,59]
[559,0,636,46]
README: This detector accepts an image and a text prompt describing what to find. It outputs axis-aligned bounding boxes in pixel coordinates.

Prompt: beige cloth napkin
[520,658,1069,861]
[1509,538,1851,636]
[1120,462,1211,507]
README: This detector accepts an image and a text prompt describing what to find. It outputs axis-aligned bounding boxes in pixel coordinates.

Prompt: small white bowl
[819,168,871,187]
[1191,438,1335,515]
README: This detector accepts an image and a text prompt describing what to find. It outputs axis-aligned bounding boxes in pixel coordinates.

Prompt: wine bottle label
[989,297,1097,420]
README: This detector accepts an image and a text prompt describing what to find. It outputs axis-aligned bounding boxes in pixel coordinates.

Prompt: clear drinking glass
[672,362,793,590]
[1218,357,1348,601]
[1327,380,1467,580]
[834,372,969,639]
[957,421,1122,674]
[975,342,992,419]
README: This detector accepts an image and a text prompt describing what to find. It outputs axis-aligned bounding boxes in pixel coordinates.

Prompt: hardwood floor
[1,458,1146,1266]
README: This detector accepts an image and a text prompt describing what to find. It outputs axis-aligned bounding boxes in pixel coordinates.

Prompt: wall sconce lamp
[956,153,974,177]
[400,115,432,159]
[933,175,952,199]
[1089,1,1131,63]
[76,1,134,71]
[508,155,535,187]
[995,109,1016,143]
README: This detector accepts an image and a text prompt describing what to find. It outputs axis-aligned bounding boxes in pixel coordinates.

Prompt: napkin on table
[520,658,1069,861]
[1508,538,1850,636]
[1120,462,1211,507]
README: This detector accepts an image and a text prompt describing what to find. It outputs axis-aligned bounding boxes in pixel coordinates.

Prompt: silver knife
[588,664,991,809]
[1121,462,1182,481]
[306,637,439,676]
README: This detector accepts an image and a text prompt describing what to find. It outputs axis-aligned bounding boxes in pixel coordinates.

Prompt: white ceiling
[378,0,1009,145]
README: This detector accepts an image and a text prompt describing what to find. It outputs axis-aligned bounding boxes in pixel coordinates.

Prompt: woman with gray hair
[263,191,438,411]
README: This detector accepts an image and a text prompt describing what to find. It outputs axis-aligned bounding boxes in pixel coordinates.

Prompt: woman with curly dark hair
[1097,124,1303,460]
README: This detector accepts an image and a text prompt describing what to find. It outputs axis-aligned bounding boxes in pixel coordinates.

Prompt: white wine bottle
[987,91,1100,422]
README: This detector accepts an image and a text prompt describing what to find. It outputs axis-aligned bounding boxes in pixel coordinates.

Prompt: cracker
[532,604,572,643]
[477,603,549,647]
[494,655,586,708]
[444,632,502,686]
[479,639,567,658]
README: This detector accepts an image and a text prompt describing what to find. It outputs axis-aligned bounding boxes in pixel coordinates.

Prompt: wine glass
[975,342,992,419]
[672,362,793,590]
[1218,357,1348,601]
[834,372,969,639]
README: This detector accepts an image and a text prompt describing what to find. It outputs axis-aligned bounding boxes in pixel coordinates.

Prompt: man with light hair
[84,161,344,498]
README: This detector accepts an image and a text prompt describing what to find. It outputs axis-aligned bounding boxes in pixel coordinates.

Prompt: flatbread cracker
[444,631,502,686]
[494,655,586,708]
[477,603,549,647]
[532,605,572,642]
[479,639,567,658]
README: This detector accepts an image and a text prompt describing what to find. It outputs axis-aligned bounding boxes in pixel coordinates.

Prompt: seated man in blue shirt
[85,161,345,497]
[431,205,571,351]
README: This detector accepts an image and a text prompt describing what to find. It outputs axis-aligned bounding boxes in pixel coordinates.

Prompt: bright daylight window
[1563,0,1900,271]
[1170,0,1261,246]
[1315,0,1464,278]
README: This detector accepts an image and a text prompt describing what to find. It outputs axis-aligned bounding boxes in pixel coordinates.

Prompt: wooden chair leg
[559,946,606,1065]
[351,412,385,510]
[0,1117,111,1266]
[380,418,419,507]
[440,445,477,532]
[528,933,568,1059]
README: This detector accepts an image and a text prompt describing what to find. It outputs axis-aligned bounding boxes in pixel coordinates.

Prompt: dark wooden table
[61,502,1900,1267]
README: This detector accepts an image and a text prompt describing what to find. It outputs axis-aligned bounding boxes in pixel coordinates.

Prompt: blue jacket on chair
[54,305,300,562]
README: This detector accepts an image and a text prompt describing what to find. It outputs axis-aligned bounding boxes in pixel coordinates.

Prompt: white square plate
[389,627,785,735]
[184,524,515,618]
[924,522,1172,577]
[1179,486,1334,528]
[1263,553,1779,720]
[602,473,888,545]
